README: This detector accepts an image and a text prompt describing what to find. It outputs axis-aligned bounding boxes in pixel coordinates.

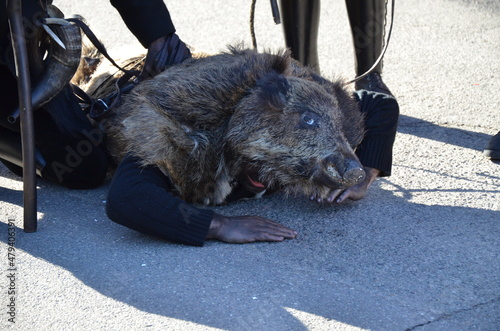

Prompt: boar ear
[255,71,290,111]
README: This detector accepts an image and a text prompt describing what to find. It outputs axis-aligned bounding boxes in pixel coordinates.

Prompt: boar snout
[342,159,366,186]
[318,154,365,189]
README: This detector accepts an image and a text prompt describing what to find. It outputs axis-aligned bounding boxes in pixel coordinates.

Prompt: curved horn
[8,21,82,123]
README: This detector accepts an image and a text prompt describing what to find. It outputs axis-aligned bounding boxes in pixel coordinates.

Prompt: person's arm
[110,0,191,80]
[354,89,399,177]
[106,156,298,245]
[110,0,175,48]
[106,155,213,246]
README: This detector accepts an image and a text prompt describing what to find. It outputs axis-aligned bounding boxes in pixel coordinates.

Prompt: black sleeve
[354,90,399,177]
[105,155,214,246]
[110,0,176,48]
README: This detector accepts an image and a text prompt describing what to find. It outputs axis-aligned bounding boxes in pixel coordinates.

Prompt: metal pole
[7,0,37,232]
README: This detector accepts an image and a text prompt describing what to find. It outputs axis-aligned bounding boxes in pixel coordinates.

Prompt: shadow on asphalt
[398,115,493,152]
[1,169,498,329]
[0,113,498,329]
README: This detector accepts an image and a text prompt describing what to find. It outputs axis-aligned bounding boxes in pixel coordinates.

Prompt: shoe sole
[484,149,500,160]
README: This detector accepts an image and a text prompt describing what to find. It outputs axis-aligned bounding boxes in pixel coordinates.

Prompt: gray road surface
[1,0,499,330]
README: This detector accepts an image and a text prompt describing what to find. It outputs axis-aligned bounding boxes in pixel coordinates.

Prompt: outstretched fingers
[253,219,298,240]
[208,214,297,244]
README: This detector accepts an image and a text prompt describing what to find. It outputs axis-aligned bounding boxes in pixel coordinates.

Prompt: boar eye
[300,112,320,128]
[303,116,315,125]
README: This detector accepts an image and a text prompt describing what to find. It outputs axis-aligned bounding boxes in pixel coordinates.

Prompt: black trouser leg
[346,0,392,94]
[280,0,321,73]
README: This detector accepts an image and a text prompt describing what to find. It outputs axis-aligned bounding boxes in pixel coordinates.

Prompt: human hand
[207,214,297,244]
[310,167,381,204]
[137,33,191,82]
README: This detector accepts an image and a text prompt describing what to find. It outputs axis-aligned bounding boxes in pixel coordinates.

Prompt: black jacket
[110,0,176,48]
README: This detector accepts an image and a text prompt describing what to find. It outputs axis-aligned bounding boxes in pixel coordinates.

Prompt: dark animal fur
[92,46,365,205]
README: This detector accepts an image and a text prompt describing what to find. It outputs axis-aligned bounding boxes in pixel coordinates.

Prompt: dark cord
[345,0,395,85]
[249,0,396,86]
[250,0,258,49]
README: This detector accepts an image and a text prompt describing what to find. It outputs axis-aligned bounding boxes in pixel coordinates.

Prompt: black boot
[346,0,392,95]
[279,0,321,73]
[484,131,500,160]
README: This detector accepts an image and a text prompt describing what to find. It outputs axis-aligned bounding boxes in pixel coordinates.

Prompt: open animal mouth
[239,164,267,193]
[246,173,265,189]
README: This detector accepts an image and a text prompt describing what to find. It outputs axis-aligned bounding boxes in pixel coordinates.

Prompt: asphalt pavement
[1,0,499,330]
